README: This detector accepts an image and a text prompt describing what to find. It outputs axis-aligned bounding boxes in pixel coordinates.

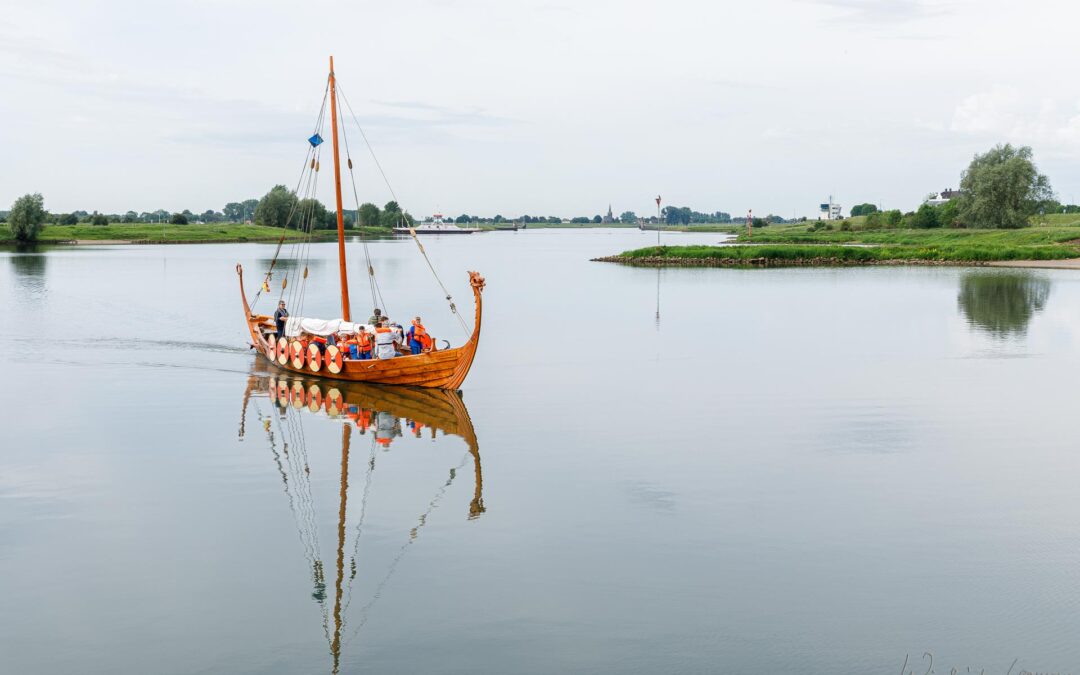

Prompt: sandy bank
[987,258,1080,269]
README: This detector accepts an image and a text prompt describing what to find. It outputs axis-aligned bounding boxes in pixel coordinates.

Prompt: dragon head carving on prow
[468,271,486,291]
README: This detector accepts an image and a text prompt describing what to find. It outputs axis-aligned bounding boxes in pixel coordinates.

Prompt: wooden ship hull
[238,266,484,390]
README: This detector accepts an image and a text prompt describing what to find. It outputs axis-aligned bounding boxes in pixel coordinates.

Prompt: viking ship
[239,362,485,673]
[237,57,484,389]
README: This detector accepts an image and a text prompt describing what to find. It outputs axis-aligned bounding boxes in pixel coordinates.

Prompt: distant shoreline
[0,222,394,247]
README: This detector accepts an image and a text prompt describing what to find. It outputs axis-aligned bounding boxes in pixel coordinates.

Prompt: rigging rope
[337,84,470,334]
[251,81,330,314]
[251,76,472,335]
[336,96,386,318]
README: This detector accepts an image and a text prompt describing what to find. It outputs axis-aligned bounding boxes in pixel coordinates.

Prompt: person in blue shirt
[274,301,289,340]
[406,316,431,355]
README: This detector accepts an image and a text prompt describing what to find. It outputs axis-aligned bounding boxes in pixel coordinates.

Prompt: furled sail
[285,317,368,338]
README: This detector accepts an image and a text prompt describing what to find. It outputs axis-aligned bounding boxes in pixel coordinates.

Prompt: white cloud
[950,85,1080,157]
[3,0,1080,216]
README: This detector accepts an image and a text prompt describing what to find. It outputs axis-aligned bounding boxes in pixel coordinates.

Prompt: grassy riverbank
[600,220,1080,267]
[0,222,393,244]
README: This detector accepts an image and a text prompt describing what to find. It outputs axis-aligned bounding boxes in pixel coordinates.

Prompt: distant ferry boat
[395,213,480,235]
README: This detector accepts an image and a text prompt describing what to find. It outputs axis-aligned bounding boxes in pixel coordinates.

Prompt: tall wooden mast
[328,56,352,322]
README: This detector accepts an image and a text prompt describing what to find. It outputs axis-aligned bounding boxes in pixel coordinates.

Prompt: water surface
[2,229,1080,674]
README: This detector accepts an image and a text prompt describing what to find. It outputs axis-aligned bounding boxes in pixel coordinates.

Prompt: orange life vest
[411,322,433,350]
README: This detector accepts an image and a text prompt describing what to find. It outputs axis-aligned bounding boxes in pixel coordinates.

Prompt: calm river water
[3,228,1080,674]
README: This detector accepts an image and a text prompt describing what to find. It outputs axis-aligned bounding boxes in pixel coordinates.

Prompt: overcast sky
[2,0,1078,219]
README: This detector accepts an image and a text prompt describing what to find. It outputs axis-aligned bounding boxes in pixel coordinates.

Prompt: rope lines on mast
[250,82,331,315]
[282,83,333,318]
[335,90,387,318]
[337,84,470,335]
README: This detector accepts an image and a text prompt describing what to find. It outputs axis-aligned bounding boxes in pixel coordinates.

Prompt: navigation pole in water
[329,55,352,322]
[655,195,662,246]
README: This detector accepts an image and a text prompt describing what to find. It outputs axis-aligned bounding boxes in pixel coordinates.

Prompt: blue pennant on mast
[308,133,324,148]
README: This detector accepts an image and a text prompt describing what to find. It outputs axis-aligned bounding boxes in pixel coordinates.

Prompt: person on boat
[368,308,383,325]
[274,301,289,340]
[345,327,373,360]
[389,320,406,346]
[373,319,400,359]
[407,317,432,355]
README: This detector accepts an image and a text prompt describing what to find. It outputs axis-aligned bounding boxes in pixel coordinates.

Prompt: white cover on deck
[284,316,370,338]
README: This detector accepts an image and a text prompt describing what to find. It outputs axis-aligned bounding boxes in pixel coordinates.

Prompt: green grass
[0,222,392,243]
[742,224,1080,247]
[616,239,1080,264]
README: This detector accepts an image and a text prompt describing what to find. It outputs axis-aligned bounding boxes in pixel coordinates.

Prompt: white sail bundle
[285,316,370,338]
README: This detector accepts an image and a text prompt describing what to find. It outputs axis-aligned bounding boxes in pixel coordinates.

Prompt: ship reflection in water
[239,361,485,674]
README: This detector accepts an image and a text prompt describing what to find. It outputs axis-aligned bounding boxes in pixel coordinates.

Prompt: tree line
[8,144,1059,243]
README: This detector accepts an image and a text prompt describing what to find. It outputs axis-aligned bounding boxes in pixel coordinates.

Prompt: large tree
[9,193,47,242]
[223,202,244,221]
[957,144,1053,228]
[380,201,403,228]
[663,206,691,225]
[379,201,414,228]
[358,202,381,227]
[255,185,299,228]
[297,197,329,230]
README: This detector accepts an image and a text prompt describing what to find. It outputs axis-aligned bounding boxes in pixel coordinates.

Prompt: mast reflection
[239,361,485,673]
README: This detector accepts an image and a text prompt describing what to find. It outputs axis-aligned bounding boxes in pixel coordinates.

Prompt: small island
[597,144,1080,269]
